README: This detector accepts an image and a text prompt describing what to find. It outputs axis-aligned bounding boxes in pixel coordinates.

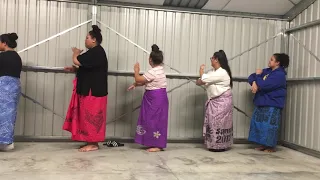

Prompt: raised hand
[134,62,140,73]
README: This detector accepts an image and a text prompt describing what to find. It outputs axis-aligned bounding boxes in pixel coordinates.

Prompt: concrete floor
[1,143,320,180]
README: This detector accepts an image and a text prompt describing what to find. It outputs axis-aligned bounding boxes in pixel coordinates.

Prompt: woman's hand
[134,62,140,73]
[196,78,205,86]
[127,84,136,91]
[64,66,75,72]
[72,47,83,55]
[199,64,205,76]
[251,81,258,93]
[256,69,262,75]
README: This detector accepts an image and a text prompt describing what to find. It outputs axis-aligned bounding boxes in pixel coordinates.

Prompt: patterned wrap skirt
[248,106,281,147]
[0,76,21,144]
[63,78,107,142]
[134,88,169,149]
[203,90,233,150]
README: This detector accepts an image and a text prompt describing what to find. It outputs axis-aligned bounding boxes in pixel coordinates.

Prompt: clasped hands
[251,69,262,94]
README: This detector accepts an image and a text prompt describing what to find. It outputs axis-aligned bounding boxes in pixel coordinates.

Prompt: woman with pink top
[128,44,169,152]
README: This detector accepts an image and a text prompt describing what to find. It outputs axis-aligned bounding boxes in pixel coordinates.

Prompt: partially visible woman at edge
[127,44,169,152]
[248,53,289,153]
[0,33,22,151]
[196,50,233,152]
[63,25,108,152]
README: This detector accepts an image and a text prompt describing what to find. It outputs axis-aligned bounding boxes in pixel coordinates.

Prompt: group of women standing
[0,25,290,154]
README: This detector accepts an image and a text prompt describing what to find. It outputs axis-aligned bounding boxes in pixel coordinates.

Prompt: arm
[133,62,150,84]
[75,48,106,68]
[71,48,83,66]
[134,71,147,84]
[64,65,78,73]
[255,72,286,92]
[196,78,206,86]
[127,81,146,91]
[134,82,146,86]
[72,53,81,66]
[201,69,229,84]
[248,73,257,86]
[197,64,206,86]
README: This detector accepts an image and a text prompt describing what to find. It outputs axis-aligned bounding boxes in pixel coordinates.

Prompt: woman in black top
[0,33,22,151]
[63,25,108,152]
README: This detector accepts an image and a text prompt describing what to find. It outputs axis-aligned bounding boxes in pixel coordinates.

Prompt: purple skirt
[134,88,169,149]
[203,90,233,150]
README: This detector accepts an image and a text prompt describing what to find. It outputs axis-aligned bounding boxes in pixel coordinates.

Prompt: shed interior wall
[0,0,289,141]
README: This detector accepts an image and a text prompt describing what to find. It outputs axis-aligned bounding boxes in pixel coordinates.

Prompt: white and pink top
[143,66,167,90]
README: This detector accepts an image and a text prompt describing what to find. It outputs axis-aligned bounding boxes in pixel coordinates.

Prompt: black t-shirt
[0,51,22,78]
[76,45,108,97]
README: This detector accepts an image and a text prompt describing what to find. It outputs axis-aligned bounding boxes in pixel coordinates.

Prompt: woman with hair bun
[63,25,108,152]
[127,44,169,152]
[196,50,233,152]
[0,33,22,151]
[248,53,290,153]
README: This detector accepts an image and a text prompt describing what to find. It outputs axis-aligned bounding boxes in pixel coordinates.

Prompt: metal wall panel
[0,0,287,140]
[284,0,320,151]
[0,0,91,137]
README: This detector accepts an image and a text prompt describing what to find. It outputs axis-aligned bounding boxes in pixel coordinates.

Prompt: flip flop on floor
[103,141,124,147]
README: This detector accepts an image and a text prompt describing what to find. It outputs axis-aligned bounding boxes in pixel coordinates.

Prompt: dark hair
[89,25,102,44]
[0,33,18,48]
[213,50,233,88]
[273,53,290,68]
[149,44,163,65]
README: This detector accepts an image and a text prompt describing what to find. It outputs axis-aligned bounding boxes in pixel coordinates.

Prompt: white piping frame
[97,20,150,54]
[18,20,92,54]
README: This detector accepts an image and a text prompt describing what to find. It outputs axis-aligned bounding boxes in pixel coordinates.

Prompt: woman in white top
[196,50,233,152]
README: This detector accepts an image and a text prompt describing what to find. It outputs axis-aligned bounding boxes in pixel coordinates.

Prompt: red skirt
[63,78,107,142]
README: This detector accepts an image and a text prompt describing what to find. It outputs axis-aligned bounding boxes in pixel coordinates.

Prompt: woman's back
[0,51,22,78]
[143,65,167,90]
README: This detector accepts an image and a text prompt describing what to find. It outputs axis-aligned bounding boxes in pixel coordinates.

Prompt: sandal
[209,149,226,152]
[103,141,124,147]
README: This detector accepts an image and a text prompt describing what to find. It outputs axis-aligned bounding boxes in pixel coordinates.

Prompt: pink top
[143,66,167,90]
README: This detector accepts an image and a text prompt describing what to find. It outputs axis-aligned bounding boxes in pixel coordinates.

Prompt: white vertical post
[92,5,97,25]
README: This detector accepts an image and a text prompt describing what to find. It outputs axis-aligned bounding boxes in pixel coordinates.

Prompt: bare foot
[79,143,88,148]
[78,145,99,152]
[147,148,162,152]
[264,148,276,153]
[255,146,266,151]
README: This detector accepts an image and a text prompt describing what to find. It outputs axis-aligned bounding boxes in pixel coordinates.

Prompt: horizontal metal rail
[22,65,320,82]
[21,65,248,81]
[285,19,320,34]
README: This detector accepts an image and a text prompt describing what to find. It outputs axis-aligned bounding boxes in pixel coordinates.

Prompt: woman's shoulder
[217,67,229,75]
[0,51,21,59]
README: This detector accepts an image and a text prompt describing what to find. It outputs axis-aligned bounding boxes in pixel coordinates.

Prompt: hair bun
[8,33,18,41]
[92,25,101,33]
[151,44,160,52]
[219,50,226,55]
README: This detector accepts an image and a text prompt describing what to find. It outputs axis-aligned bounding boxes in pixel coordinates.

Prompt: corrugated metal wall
[284,0,320,151]
[0,0,91,137]
[0,0,287,140]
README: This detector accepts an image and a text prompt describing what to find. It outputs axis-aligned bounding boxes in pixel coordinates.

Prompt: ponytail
[213,50,233,88]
